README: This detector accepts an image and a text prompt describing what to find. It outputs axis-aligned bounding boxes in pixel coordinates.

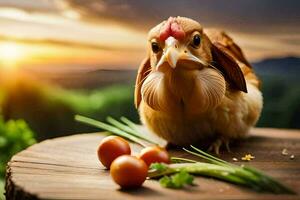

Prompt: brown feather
[211,42,248,93]
[205,29,251,67]
[134,57,151,108]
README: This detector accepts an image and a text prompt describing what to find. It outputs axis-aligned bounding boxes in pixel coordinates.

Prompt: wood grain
[5,128,300,200]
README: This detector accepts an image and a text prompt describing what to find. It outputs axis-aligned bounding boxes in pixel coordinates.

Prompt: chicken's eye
[192,34,201,48]
[151,42,160,53]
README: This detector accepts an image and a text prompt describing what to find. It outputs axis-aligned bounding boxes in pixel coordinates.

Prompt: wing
[205,29,261,89]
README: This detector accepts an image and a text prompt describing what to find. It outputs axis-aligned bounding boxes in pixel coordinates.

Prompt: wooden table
[5,128,300,200]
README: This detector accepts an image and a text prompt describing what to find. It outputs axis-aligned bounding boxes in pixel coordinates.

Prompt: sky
[0,0,299,70]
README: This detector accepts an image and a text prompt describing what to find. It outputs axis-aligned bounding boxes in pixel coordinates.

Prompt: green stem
[244,166,296,194]
[171,157,197,163]
[120,117,141,133]
[75,115,147,147]
[106,116,157,144]
[183,148,222,165]
[149,163,247,185]
[190,145,230,166]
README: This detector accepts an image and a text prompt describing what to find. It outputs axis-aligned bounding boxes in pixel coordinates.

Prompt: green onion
[75,115,148,147]
[149,146,296,194]
[120,116,141,133]
[171,157,197,163]
[106,116,157,144]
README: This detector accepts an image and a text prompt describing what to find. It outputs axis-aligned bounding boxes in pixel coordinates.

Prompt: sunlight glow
[0,42,24,70]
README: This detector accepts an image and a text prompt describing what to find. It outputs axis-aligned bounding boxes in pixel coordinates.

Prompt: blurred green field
[0,78,139,140]
[257,75,300,129]
[0,180,3,200]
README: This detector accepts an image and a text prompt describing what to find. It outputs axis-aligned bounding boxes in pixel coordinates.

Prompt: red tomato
[139,146,170,166]
[97,136,131,169]
[110,155,148,189]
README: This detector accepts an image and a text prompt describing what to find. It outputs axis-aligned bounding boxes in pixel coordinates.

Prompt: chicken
[134,17,263,154]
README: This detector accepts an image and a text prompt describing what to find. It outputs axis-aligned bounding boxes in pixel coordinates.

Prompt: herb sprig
[160,170,194,189]
[150,163,195,189]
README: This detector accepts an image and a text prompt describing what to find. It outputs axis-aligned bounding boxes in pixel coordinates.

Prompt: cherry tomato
[110,155,148,188]
[139,146,170,166]
[97,136,131,169]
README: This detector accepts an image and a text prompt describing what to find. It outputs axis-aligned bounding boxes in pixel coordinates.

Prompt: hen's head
[148,17,211,71]
[135,17,247,112]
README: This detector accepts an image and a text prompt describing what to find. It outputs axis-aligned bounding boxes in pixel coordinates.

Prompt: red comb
[159,17,185,41]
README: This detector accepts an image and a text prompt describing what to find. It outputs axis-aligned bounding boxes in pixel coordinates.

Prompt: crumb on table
[232,157,238,162]
[282,148,289,155]
[241,154,255,161]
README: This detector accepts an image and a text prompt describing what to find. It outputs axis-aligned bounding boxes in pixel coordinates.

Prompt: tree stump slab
[5,128,300,200]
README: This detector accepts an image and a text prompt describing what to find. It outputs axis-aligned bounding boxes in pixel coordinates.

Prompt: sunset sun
[0,42,24,69]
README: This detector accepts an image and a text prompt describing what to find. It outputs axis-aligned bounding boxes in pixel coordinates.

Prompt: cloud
[0,0,59,12]
[0,7,146,50]
[60,0,300,33]
[55,0,300,61]
[0,0,299,63]
[58,0,300,61]
[0,35,141,51]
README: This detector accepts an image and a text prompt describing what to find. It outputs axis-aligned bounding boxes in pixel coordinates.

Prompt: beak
[156,36,205,70]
